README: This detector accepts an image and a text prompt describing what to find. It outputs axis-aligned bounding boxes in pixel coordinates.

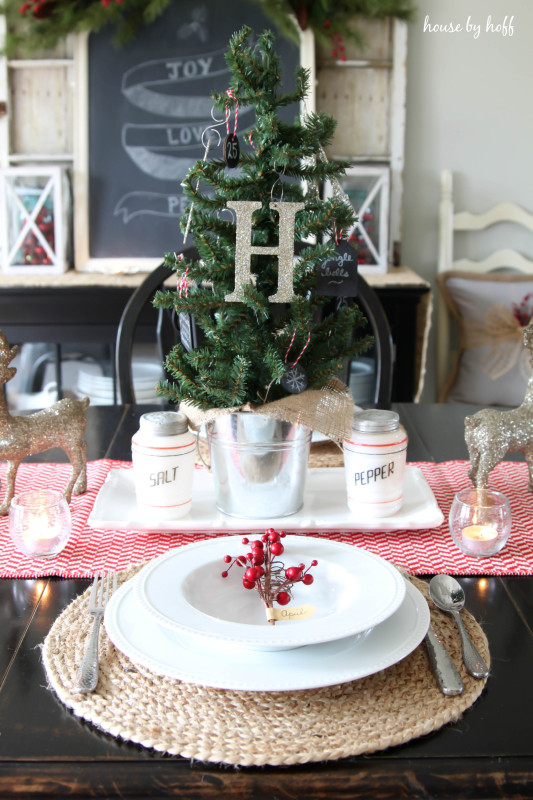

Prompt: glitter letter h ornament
[224,200,304,303]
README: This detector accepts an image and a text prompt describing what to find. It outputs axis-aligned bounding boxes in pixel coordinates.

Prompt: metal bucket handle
[196,427,212,471]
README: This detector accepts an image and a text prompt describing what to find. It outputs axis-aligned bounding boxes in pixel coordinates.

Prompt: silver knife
[425,625,464,696]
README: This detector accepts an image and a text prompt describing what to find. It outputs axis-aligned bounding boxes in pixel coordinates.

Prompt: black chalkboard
[317,241,359,296]
[88,1,299,261]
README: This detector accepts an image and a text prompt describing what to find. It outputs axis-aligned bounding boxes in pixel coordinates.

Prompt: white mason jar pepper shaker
[131,411,196,521]
[343,410,408,518]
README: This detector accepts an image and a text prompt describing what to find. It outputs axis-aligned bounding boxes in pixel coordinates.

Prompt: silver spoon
[429,575,489,679]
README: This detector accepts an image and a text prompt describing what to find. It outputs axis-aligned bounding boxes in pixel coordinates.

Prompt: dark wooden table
[1,403,532,799]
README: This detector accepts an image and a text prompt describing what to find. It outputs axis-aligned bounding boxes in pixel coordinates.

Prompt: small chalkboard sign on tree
[316,240,359,297]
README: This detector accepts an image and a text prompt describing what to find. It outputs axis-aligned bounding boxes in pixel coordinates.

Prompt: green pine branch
[153,25,372,408]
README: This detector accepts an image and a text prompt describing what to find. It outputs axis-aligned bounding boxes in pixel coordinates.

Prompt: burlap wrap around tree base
[42,568,489,767]
[182,377,355,445]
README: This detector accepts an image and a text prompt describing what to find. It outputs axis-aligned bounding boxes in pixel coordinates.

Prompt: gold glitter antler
[0,330,90,515]
[0,332,19,376]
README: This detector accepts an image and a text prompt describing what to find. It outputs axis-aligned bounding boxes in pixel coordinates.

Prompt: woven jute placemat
[42,567,489,767]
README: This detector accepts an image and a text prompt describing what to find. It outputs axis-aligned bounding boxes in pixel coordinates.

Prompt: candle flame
[22,509,58,544]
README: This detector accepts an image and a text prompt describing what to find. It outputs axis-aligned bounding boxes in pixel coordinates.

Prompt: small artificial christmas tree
[154,26,372,414]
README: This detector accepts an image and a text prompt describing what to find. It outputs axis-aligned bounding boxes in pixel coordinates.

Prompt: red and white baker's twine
[225,89,238,137]
[334,221,343,244]
[248,130,256,149]
[176,253,189,298]
[284,329,311,368]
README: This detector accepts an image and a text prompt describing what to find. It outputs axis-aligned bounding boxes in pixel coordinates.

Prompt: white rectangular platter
[88,466,444,533]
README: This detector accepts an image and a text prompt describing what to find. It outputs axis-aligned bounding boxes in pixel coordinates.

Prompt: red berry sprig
[512,293,533,327]
[19,0,53,18]
[221,529,318,624]
[20,0,122,14]
[324,20,346,62]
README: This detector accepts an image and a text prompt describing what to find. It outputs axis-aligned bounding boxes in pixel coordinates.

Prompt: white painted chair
[437,169,533,400]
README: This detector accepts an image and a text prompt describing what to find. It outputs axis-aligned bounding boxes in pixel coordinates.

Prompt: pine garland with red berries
[1,0,160,54]
[1,0,414,57]
[259,0,415,53]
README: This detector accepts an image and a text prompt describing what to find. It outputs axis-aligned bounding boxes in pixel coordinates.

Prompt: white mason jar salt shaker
[343,410,408,518]
[131,411,196,521]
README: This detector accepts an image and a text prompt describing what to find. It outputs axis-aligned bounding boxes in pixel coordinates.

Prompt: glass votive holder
[9,489,71,559]
[449,488,511,558]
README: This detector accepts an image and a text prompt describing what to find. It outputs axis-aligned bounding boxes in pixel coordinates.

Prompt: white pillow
[437,271,533,406]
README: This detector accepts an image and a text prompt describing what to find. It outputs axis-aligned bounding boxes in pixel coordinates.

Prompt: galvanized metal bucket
[206,412,311,518]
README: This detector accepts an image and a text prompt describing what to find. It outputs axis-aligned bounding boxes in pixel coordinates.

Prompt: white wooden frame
[437,168,533,393]
[389,19,407,265]
[0,15,9,170]
[0,21,75,168]
[316,19,406,267]
[73,33,160,274]
[324,164,390,274]
[0,165,68,274]
[299,25,316,115]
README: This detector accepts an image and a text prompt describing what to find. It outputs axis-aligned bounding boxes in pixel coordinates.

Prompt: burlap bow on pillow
[465,304,532,380]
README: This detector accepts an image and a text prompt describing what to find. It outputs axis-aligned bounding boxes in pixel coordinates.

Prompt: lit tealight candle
[9,490,71,560]
[449,489,511,558]
[462,524,498,556]
[22,510,61,554]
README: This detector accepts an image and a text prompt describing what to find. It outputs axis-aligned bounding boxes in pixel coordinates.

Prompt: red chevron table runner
[0,459,532,578]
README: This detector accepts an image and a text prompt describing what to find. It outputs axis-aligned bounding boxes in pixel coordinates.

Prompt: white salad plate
[88,466,443,532]
[105,577,429,691]
[132,535,406,651]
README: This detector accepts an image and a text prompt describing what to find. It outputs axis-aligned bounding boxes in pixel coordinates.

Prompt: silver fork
[74,571,117,693]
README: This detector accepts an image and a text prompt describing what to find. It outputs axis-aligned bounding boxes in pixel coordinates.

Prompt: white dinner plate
[88,466,443,532]
[132,535,405,650]
[105,577,429,691]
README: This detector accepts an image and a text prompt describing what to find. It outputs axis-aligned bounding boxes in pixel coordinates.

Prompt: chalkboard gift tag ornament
[223,133,240,168]
[224,89,240,168]
[280,329,310,395]
[281,363,308,394]
[317,240,359,297]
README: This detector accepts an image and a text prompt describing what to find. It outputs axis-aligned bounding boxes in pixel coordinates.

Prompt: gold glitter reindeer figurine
[0,330,90,515]
[465,319,533,490]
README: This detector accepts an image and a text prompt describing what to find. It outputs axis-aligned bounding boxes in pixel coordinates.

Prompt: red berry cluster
[323,20,346,62]
[512,293,533,327]
[221,529,317,623]
[348,210,375,265]
[18,207,55,266]
[19,0,53,17]
[20,0,121,14]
